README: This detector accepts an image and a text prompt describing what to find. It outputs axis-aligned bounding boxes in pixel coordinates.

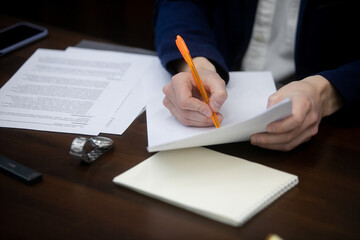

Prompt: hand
[251,75,344,151]
[162,57,227,127]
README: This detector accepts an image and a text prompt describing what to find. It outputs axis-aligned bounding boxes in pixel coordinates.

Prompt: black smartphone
[0,22,48,57]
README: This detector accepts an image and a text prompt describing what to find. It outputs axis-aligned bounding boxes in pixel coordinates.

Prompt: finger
[163,74,193,106]
[164,73,214,117]
[204,74,228,112]
[266,81,298,108]
[163,96,212,123]
[163,96,223,127]
[251,122,319,151]
[267,96,312,133]
[255,109,318,147]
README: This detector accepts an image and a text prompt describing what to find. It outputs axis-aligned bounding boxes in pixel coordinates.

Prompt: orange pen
[175,35,220,128]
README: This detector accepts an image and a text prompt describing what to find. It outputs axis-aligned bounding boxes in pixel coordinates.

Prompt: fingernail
[211,101,221,112]
[202,109,212,118]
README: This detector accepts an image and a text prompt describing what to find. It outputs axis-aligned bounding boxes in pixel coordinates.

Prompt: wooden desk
[1,15,359,240]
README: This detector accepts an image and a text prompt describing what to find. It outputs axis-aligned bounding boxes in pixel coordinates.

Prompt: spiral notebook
[113,147,298,227]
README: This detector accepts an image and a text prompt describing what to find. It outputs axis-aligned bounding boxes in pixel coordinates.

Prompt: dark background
[1,0,156,50]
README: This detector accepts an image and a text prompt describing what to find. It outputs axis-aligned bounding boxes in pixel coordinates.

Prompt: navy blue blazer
[154,0,360,124]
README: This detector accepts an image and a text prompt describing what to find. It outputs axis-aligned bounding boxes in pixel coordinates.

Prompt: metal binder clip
[70,136,114,163]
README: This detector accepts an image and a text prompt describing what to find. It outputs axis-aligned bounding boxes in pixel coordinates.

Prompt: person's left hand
[250,75,344,151]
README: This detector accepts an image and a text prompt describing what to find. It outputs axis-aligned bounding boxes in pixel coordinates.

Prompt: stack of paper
[113,147,299,226]
[144,69,293,152]
[0,47,158,135]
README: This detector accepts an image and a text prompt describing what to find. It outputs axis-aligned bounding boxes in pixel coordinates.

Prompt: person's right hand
[162,57,228,127]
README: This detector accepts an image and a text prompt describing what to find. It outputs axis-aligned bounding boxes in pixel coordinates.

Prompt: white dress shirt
[241,0,301,82]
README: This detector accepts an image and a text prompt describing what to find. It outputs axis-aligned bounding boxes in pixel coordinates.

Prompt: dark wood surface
[1,15,359,240]
[2,0,155,50]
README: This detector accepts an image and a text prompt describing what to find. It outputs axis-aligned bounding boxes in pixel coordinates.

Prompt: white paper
[145,67,293,152]
[113,147,299,226]
[101,81,145,135]
[0,48,155,135]
[66,47,157,135]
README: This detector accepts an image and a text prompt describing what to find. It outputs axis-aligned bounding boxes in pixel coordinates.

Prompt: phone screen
[0,25,44,49]
[0,22,48,56]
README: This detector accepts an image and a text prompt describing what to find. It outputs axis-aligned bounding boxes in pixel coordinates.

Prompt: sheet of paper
[0,48,154,135]
[101,81,145,135]
[65,47,158,135]
[113,147,299,226]
[145,65,293,152]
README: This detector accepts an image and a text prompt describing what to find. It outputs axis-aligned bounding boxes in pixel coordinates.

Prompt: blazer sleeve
[319,60,360,125]
[153,0,229,82]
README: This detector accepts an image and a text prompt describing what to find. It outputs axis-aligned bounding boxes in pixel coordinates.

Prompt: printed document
[0,48,155,135]
[65,47,157,134]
